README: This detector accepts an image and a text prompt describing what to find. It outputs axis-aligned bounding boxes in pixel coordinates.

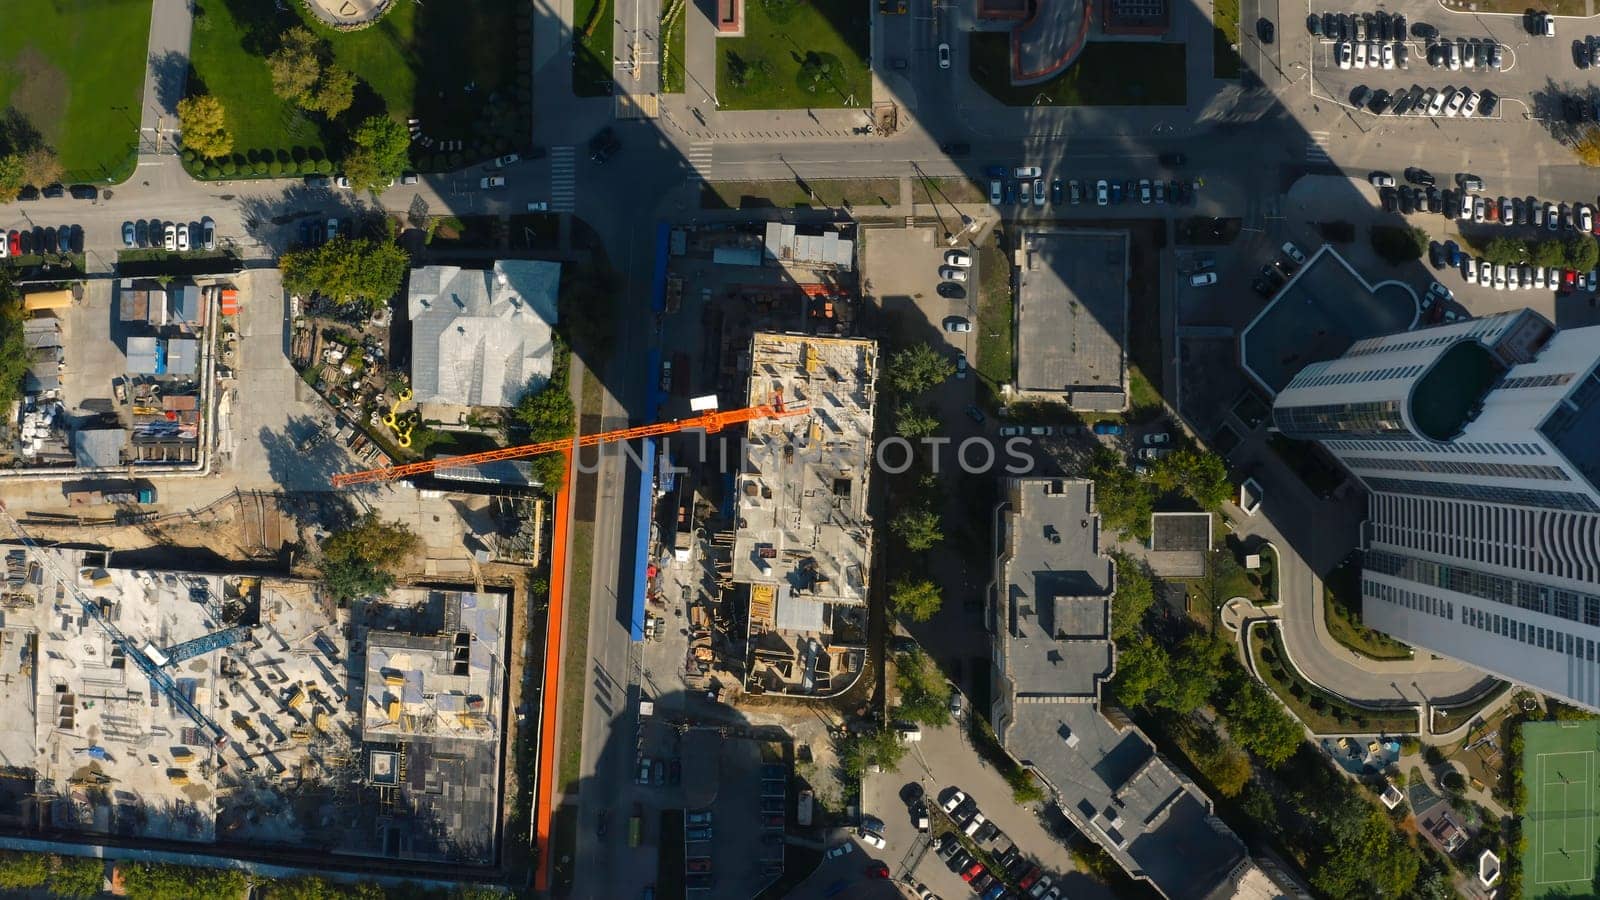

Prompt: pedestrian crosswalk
[687,142,713,181]
[1306,132,1333,163]
[550,146,576,212]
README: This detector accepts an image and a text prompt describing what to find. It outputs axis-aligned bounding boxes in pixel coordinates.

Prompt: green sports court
[1523,720,1600,897]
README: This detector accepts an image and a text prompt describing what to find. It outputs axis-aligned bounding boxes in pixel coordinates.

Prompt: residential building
[989,478,1255,900]
[407,261,560,408]
[1272,310,1600,709]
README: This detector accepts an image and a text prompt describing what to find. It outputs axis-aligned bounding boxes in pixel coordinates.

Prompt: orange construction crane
[330,401,804,487]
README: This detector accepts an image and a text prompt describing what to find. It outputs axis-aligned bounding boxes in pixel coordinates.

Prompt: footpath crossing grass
[1523,720,1600,898]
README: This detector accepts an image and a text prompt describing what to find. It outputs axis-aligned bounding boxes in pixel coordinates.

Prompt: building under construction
[734,333,877,698]
[0,546,508,868]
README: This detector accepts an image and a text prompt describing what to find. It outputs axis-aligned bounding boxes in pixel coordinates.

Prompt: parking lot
[1304,6,1600,123]
[862,223,980,355]
[857,719,1115,900]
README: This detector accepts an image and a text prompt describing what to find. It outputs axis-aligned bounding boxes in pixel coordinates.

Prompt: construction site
[0,544,509,866]
[732,333,877,698]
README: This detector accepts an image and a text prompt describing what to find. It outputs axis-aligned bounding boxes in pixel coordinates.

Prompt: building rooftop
[1015,230,1128,410]
[361,590,506,744]
[1240,246,1417,395]
[407,261,560,408]
[0,548,508,865]
[1410,341,1501,440]
[731,333,877,604]
[991,479,1248,900]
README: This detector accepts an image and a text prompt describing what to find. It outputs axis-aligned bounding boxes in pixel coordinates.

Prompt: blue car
[1092,421,1124,436]
[982,884,1007,900]
[1110,182,1124,204]
[1003,182,1017,205]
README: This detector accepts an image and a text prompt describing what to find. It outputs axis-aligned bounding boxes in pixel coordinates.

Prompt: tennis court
[1523,721,1600,897]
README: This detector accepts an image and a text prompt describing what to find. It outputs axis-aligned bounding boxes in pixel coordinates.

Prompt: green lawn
[661,0,687,93]
[969,34,1186,106]
[1323,558,1413,661]
[189,0,526,171]
[715,0,871,109]
[1212,0,1242,78]
[974,231,1013,410]
[0,0,152,183]
[574,0,615,97]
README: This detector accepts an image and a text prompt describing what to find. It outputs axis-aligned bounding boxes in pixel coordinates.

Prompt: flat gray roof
[1239,245,1416,395]
[992,479,1247,900]
[1015,230,1127,409]
[1150,512,1212,552]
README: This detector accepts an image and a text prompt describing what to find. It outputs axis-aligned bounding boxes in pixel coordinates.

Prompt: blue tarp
[650,222,670,313]
[629,436,656,642]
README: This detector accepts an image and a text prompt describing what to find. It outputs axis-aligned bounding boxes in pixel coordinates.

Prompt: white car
[1428,89,1450,116]
[1139,179,1152,204]
[942,790,966,813]
[1427,282,1454,305]
[1033,178,1046,206]
[989,179,1003,205]
[1478,259,1493,285]
[940,266,968,282]
[1013,165,1041,179]
[480,175,506,189]
[1547,203,1561,231]
[527,201,550,212]
[1507,266,1521,290]
[1542,12,1555,37]
[1381,43,1395,69]
[1492,264,1507,290]
[1189,272,1217,287]
[1447,41,1461,70]
[1281,241,1306,264]
[1582,205,1595,233]
[1355,42,1368,68]
[1337,41,1353,69]
[1095,179,1109,206]
[494,153,520,167]
[1464,258,1479,285]
[945,249,972,268]
[1458,192,1473,220]
[163,223,176,252]
[1459,90,1479,116]
[963,812,987,837]
[938,42,951,69]
[826,843,855,859]
[334,174,352,189]
[1445,89,1469,116]
[1473,197,1486,222]
[1369,172,1396,187]
[860,829,887,849]
[175,223,190,252]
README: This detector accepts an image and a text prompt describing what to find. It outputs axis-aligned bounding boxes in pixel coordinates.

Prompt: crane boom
[331,402,806,487]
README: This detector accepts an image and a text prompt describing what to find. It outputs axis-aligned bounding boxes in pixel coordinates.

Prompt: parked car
[480,175,507,189]
[945,249,972,268]
[1189,271,1217,287]
[122,222,135,247]
[176,223,190,252]
[939,266,968,282]
[943,316,972,333]
[201,217,216,251]
[1281,241,1306,264]
[937,42,951,68]
[937,282,966,299]
[68,184,97,200]
[1095,179,1109,206]
[493,153,520,167]
[1092,421,1124,436]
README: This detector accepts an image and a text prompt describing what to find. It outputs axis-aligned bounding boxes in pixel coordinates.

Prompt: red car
[1563,269,1578,293]
[864,864,889,879]
[6,231,17,256]
[1020,866,1042,889]
[961,862,985,883]
[687,857,711,873]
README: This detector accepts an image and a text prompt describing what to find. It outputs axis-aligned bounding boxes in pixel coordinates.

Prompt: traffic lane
[799,832,905,900]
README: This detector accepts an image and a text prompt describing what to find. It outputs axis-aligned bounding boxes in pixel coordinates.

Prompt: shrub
[1309,696,1326,712]
[251,160,267,175]
[203,164,221,178]
[221,159,237,175]
[269,160,284,176]
[298,159,316,175]
[316,159,334,174]
[181,149,196,164]
[1370,225,1429,265]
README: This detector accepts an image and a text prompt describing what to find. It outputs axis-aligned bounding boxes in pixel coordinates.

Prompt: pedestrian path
[1306,132,1333,163]
[686,142,714,181]
[550,146,577,213]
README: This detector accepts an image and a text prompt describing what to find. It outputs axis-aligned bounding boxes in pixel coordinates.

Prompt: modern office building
[1272,309,1600,709]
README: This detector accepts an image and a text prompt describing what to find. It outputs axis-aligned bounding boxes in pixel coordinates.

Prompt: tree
[1439,769,1467,795]
[1534,239,1567,268]
[1572,125,1600,167]
[885,343,954,396]
[1110,552,1154,640]
[1566,233,1600,272]
[893,404,939,439]
[511,342,576,492]
[46,857,105,899]
[0,276,28,415]
[1088,448,1154,541]
[320,512,417,603]
[177,94,233,159]
[0,155,25,204]
[1369,225,1428,265]
[261,877,388,900]
[0,851,48,888]
[268,27,323,103]
[1482,236,1529,265]
[0,146,61,203]
[122,862,249,900]
[280,237,410,310]
[1223,678,1303,767]
[1190,727,1252,797]
[893,649,952,726]
[1109,635,1168,708]
[1311,807,1420,899]
[889,578,943,622]
[307,64,357,117]
[840,726,907,780]
[343,115,411,194]
[1152,448,1231,511]
[1158,633,1229,714]
[890,508,943,551]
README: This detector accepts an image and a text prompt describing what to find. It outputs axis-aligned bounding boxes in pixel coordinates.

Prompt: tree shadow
[256,414,369,498]
[148,50,191,113]
[0,107,47,155]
